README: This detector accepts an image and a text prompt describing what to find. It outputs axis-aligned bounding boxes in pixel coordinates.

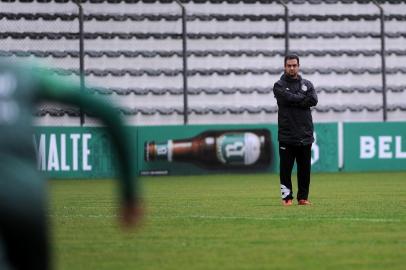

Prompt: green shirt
[0,60,138,204]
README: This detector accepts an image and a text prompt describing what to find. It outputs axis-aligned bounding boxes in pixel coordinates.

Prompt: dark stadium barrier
[86,85,405,95]
[35,104,406,117]
[3,49,406,58]
[2,31,406,40]
[31,66,406,76]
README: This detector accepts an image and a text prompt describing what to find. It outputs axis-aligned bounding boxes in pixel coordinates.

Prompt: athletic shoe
[282,199,293,206]
[298,199,312,205]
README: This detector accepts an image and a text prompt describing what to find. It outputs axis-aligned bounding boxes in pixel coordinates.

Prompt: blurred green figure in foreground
[0,60,142,270]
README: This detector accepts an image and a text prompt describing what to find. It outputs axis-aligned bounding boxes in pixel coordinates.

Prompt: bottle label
[155,141,172,161]
[216,132,261,165]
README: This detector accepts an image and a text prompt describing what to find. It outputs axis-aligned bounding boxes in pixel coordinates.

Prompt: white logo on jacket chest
[302,84,308,92]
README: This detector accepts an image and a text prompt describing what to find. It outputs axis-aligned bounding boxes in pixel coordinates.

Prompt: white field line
[154,215,403,223]
[50,214,403,223]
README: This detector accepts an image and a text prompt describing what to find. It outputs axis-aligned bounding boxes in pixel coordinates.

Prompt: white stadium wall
[1,0,405,126]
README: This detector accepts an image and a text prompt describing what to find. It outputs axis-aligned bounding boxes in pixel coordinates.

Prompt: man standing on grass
[273,54,318,206]
[0,60,142,270]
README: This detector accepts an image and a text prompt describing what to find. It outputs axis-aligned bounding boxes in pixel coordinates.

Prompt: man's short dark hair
[284,54,300,65]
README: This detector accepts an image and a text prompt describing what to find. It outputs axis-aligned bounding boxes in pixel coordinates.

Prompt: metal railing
[372,0,388,122]
[74,1,85,126]
[277,0,290,56]
[174,0,189,125]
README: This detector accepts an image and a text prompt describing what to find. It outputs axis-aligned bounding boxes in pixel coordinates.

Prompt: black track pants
[0,158,49,270]
[279,143,312,201]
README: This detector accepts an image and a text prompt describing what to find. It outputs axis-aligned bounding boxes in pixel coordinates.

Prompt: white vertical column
[338,121,344,170]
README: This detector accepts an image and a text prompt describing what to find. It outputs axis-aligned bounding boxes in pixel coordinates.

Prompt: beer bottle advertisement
[144,129,272,172]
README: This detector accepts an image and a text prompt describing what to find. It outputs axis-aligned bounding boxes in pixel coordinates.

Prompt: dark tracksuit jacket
[273,74,318,145]
[273,73,318,201]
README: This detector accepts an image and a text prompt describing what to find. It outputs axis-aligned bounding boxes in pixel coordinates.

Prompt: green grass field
[50,172,406,270]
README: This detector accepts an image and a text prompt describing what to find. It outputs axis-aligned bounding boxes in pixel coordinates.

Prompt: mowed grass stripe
[50,172,406,270]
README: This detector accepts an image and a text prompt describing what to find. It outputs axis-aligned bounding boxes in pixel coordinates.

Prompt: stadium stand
[0,0,405,125]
